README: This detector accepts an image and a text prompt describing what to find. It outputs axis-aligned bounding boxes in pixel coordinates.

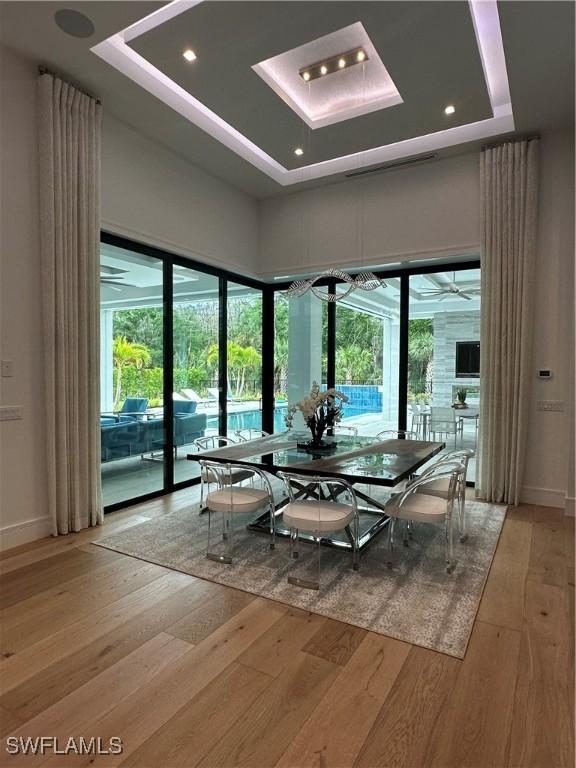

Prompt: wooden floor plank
[302,617,367,666]
[0,498,572,768]
[508,580,574,768]
[0,561,166,657]
[276,633,411,768]
[476,517,532,631]
[238,607,325,678]
[1,577,220,722]
[354,646,460,768]
[39,599,287,768]
[528,517,567,587]
[0,705,22,738]
[120,662,273,768]
[427,621,521,768]
[197,651,341,768]
[0,547,121,610]
[2,633,191,768]
[166,586,255,646]
[0,571,193,695]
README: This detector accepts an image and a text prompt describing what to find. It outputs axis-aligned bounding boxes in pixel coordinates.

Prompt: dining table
[187,432,444,552]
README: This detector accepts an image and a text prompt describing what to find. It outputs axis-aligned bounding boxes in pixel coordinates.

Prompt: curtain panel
[38,73,103,534]
[478,139,539,505]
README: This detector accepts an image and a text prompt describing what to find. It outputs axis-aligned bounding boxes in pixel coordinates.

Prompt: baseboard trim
[565,496,575,517]
[0,516,52,551]
[520,486,567,510]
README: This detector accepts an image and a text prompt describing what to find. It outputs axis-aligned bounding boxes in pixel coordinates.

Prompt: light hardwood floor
[0,492,573,768]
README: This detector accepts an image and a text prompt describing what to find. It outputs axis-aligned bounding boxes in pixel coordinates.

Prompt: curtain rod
[38,65,101,105]
[481,134,540,151]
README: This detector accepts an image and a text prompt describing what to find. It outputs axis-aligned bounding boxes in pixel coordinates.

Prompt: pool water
[207,404,379,434]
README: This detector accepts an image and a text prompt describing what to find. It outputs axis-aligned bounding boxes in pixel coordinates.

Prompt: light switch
[537,400,565,412]
[1,360,14,377]
[0,406,23,421]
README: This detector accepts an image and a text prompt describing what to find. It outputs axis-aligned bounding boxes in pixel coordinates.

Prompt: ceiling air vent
[345,153,438,178]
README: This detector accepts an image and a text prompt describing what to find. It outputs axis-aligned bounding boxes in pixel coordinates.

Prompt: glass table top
[187,432,444,487]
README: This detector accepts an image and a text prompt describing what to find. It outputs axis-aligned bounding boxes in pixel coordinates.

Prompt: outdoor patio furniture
[181,388,210,405]
[429,406,459,448]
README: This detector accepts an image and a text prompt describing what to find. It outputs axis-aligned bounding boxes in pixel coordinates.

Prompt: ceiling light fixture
[294,147,304,156]
[183,49,197,62]
[444,104,455,115]
[298,47,369,82]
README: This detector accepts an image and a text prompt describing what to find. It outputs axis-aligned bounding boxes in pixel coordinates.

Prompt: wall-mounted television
[455,341,480,378]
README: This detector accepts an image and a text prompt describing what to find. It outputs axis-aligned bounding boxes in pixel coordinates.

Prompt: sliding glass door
[408,268,481,481]
[173,266,220,484]
[100,243,165,507]
[100,234,264,510]
[334,280,401,434]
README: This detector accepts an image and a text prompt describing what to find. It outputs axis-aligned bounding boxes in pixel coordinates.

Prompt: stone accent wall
[432,310,481,405]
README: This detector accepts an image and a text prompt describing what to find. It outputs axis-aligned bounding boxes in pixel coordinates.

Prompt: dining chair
[416,450,475,541]
[429,406,458,448]
[234,428,270,441]
[193,435,253,511]
[332,424,359,437]
[375,429,418,440]
[408,404,425,437]
[385,462,464,573]
[277,471,360,590]
[200,460,275,564]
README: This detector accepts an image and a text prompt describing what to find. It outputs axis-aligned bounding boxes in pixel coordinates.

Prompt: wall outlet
[537,400,565,412]
[1,360,14,377]
[0,405,23,421]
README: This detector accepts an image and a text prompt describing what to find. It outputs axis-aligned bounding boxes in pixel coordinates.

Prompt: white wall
[0,45,260,548]
[0,46,51,547]
[523,129,575,512]
[259,152,481,277]
[102,116,260,277]
[259,131,575,511]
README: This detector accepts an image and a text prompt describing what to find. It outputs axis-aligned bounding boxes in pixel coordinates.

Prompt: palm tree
[112,336,151,409]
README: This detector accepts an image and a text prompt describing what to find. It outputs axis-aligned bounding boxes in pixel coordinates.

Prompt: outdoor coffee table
[188,433,444,551]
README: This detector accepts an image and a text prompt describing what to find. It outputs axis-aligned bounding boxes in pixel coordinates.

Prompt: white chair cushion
[202,467,254,484]
[283,501,354,533]
[206,487,270,514]
[386,492,447,523]
[415,477,450,499]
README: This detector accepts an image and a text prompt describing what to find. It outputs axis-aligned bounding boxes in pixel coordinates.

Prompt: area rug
[94,493,506,658]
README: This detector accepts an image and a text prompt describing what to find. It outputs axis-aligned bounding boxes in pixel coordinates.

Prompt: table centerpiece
[285,382,349,452]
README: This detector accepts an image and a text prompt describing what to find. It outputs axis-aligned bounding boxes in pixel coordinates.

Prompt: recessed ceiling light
[183,49,197,62]
[294,147,304,156]
[302,71,310,82]
[444,104,455,115]
[338,58,346,69]
[357,50,366,62]
[320,65,328,76]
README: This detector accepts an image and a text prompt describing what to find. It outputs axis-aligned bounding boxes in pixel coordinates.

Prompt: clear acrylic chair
[201,459,275,565]
[193,435,253,511]
[375,429,418,440]
[234,428,270,441]
[416,450,475,541]
[277,472,360,590]
[385,462,465,573]
[332,425,359,437]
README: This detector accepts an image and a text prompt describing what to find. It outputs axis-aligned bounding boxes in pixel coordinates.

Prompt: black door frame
[101,230,480,512]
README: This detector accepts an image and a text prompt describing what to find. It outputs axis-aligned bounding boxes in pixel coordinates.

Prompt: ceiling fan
[420,273,481,301]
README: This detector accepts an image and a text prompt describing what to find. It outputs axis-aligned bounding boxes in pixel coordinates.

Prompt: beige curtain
[38,73,103,534]
[477,139,539,505]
